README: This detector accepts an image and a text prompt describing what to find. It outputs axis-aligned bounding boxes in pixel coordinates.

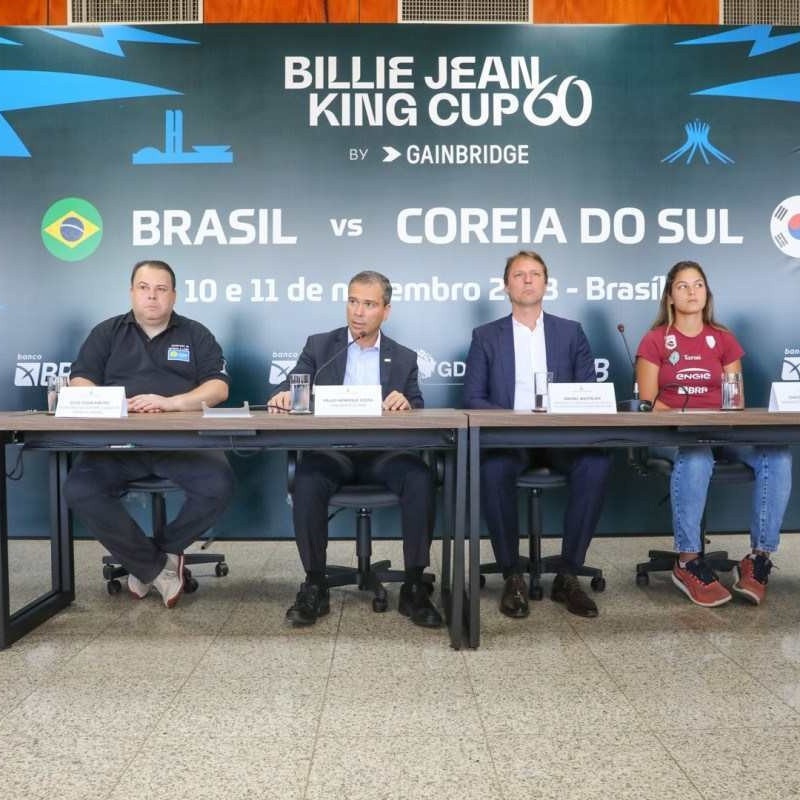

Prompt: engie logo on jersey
[268,353,299,385]
[782,348,800,381]
[14,355,71,387]
[416,350,465,384]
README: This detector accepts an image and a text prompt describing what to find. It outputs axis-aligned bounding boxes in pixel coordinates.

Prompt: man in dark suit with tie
[269,270,442,629]
[464,251,611,619]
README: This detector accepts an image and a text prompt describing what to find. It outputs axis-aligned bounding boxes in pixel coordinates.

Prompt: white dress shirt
[512,313,548,411]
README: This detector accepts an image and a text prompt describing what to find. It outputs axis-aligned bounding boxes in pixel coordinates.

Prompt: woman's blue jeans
[651,445,792,555]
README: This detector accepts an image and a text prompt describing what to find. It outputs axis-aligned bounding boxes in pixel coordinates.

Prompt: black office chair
[101,476,229,595]
[631,451,754,585]
[287,452,434,612]
[480,466,606,600]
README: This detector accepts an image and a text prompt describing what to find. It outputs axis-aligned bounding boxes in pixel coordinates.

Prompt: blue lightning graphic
[0,71,180,156]
[677,25,800,57]
[39,25,196,57]
[0,37,21,47]
[694,73,800,103]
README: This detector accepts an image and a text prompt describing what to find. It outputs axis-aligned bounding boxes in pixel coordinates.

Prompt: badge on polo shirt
[669,351,680,366]
[167,345,191,362]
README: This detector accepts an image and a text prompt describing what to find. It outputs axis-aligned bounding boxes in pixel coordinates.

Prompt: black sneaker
[285,582,330,627]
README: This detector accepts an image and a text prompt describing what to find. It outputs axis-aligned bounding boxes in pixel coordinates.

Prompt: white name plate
[548,382,617,414]
[314,384,382,416]
[769,382,800,412]
[202,401,252,418]
[56,386,128,418]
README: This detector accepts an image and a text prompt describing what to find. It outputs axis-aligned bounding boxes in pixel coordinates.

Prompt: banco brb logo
[41,198,103,261]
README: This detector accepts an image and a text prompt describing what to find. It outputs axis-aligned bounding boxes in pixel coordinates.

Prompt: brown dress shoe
[500,574,530,618]
[551,573,598,618]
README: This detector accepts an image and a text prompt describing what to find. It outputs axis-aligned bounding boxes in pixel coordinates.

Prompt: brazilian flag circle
[41,197,103,262]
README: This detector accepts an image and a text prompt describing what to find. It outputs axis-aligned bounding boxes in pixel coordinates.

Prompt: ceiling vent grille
[722,0,800,24]
[69,0,201,24]
[399,0,531,23]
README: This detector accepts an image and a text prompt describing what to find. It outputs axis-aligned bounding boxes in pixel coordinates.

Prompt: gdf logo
[416,350,466,383]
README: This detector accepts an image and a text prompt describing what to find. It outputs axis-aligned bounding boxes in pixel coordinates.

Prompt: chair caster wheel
[635,572,649,586]
[107,579,122,595]
[530,585,544,601]
[591,576,606,592]
[184,576,199,594]
[215,562,229,577]
[102,565,115,580]
[372,596,388,612]
[479,574,486,588]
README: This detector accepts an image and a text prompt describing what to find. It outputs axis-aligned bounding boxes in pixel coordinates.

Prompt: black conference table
[0,409,468,649]
[466,408,800,648]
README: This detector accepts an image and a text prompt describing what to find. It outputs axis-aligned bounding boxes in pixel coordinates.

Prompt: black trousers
[480,448,611,574]
[291,450,435,574]
[64,451,235,583]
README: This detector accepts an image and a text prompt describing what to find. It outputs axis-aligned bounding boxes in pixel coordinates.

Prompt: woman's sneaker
[152,553,185,608]
[732,554,773,605]
[672,558,731,607]
[127,573,151,599]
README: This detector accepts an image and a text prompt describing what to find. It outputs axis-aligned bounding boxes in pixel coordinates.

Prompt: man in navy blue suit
[464,251,611,618]
[269,270,442,630]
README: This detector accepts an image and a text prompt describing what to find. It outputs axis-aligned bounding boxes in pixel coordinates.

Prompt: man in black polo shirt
[64,260,235,608]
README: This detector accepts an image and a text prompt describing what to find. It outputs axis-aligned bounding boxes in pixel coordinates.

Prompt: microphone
[616,323,650,412]
[312,330,367,390]
[648,382,691,413]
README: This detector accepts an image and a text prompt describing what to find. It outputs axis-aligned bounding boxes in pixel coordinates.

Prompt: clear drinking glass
[289,373,311,413]
[533,371,553,412]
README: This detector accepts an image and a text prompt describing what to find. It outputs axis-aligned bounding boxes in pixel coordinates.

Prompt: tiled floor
[3,534,800,800]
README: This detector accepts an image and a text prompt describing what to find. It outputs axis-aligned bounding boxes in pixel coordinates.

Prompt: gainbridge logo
[41,198,103,261]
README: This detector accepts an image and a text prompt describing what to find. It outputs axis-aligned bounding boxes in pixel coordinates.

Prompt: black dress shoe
[399,582,443,628]
[551,573,598,618]
[285,582,330,627]
[500,574,530,618]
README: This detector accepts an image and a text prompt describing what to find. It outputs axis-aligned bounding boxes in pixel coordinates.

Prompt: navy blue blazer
[272,326,424,409]
[463,313,596,410]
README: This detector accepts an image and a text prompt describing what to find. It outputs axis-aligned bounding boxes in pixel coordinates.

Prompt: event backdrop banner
[1,23,799,538]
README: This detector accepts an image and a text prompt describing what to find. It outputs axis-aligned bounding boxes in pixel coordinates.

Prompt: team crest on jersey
[669,351,680,366]
[665,334,677,350]
[705,335,716,349]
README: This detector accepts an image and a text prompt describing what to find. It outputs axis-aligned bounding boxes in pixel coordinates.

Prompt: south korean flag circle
[771,196,800,258]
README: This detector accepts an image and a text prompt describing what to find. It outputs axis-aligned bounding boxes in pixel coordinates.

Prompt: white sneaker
[127,573,151,599]
[152,553,184,608]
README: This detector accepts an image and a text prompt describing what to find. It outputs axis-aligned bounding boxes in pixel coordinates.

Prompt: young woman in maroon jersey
[636,260,792,608]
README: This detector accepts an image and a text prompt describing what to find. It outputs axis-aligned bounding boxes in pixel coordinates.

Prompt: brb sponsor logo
[675,367,711,395]
[15,355,71,387]
[416,350,465,384]
[782,348,800,381]
[268,353,299,385]
[41,198,103,261]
